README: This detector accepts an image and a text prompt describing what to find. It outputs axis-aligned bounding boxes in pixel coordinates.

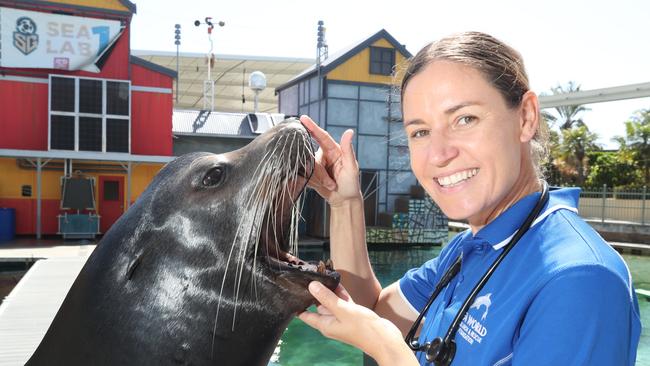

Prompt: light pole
[194,17,225,111]
[174,24,181,104]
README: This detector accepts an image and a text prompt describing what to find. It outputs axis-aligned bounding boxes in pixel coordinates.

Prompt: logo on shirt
[470,293,492,320]
[13,17,39,55]
[458,293,492,345]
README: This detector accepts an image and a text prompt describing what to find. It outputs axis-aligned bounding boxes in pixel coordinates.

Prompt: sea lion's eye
[202,166,224,187]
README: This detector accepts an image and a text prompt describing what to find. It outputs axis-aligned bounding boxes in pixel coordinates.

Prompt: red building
[0,0,176,238]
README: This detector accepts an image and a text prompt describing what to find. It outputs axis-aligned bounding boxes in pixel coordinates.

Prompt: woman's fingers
[340,129,357,167]
[311,148,337,190]
[300,115,340,154]
[297,309,333,331]
[317,304,333,315]
[307,281,349,318]
[334,284,353,302]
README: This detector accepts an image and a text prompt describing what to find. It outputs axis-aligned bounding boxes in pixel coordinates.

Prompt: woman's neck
[468,167,541,235]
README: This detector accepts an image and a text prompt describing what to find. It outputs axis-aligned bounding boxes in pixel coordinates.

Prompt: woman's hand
[300,115,362,207]
[298,282,418,366]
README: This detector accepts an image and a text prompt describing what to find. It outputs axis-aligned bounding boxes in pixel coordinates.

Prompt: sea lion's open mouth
[257,196,339,282]
[261,240,337,277]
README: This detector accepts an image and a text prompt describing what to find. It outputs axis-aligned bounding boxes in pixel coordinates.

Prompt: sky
[130,0,650,149]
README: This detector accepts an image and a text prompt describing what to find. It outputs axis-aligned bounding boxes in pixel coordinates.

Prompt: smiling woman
[298,31,642,366]
[401,60,542,229]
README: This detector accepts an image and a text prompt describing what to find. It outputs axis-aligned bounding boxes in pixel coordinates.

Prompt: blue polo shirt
[399,187,641,365]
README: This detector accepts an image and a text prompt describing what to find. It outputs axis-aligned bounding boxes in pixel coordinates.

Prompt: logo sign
[0,7,122,72]
[458,293,492,345]
[13,16,38,55]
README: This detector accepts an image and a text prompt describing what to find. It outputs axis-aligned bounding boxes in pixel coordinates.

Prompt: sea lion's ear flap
[126,255,142,280]
[126,248,149,280]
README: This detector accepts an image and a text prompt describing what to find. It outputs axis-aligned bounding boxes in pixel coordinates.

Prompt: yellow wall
[40,0,130,12]
[0,158,163,208]
[326,38,410,85]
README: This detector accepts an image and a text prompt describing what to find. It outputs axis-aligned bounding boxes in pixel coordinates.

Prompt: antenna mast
[194,17,224,111]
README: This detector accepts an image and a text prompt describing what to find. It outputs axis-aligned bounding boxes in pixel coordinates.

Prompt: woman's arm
[300,115,382,308]
[300,115,420,335]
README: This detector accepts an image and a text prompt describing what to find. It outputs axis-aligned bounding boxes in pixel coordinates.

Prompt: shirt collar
[471,187,581,250]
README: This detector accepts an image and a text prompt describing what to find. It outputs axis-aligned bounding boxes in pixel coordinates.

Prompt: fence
[578,185,648,225]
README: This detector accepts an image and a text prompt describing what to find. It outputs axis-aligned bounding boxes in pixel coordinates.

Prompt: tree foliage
[585,151,639,188]
[543,81,591,130]
[558,126,600,185]
[617,109,650,185]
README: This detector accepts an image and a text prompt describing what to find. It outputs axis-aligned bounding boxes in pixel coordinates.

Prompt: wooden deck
[0,257,89,365]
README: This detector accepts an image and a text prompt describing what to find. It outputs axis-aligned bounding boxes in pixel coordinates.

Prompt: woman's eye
[455,115,477,128]
[202,166,224,187]
[410,129,430,139]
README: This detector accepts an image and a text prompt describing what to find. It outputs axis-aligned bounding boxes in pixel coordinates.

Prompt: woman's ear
[520,91,540,143]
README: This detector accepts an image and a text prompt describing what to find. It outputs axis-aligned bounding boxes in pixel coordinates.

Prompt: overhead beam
[175,67,304,76]
[539,82,650,108]
[179,91,277,104]
[132,50,314,64]
[176,79,284,88]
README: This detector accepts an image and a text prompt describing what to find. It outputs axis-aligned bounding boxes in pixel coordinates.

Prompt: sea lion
[26,118,340,366]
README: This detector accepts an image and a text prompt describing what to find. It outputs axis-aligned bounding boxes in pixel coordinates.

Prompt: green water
[272,246,650,366]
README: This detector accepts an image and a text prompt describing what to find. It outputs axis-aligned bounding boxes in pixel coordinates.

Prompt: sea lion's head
[135,118,340,321]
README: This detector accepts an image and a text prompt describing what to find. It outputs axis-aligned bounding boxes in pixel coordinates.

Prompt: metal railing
[578,185,648,225]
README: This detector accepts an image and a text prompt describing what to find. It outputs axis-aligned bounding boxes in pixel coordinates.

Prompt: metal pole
[642,186,647,225]
[175,24,181,104]
[127,162,132,209]
[36,157,42,239]
[601,184,606,223]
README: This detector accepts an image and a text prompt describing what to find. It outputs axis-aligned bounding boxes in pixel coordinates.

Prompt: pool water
[272,246,650,366]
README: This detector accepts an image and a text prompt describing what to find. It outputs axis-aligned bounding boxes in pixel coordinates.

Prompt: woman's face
[403,61,536,228]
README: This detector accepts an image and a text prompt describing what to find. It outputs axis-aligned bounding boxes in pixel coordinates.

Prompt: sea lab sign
[0,7,122,72]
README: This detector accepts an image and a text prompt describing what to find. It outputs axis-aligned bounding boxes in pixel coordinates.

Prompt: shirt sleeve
[398,256,442,312]
[513,265,642,366]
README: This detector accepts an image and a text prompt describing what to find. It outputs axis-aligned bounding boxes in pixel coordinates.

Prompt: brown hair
[400,31,549,179]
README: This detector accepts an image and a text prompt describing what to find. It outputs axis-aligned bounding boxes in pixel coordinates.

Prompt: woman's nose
[426,136,459,167]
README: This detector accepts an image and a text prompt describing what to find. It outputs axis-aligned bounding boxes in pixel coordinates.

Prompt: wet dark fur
[26,119,339,366]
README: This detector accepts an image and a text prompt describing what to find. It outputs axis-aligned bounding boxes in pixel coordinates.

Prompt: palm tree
[620,109,650,185]
[560,126,600,185]
[543,81,590,130]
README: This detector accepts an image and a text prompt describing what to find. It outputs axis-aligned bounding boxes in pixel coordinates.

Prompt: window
[49,75,130,153]
[369,47,395,76]
[103,181,119,201]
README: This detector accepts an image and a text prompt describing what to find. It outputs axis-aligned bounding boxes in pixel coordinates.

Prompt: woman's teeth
[437,168,479,187]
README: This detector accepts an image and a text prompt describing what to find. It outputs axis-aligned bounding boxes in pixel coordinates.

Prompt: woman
[298,32,641,365]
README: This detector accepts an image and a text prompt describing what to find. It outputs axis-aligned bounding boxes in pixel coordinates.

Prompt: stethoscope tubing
[405,181,550,365]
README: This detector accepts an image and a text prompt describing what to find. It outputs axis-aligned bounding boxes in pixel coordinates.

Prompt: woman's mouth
[436,168,479,188]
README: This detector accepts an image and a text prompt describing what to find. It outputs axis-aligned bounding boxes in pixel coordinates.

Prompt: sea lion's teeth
[325,258,334,270]
[317,261,326,274]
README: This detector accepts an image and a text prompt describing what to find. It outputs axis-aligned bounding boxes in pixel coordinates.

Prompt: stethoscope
[405,181,550,365]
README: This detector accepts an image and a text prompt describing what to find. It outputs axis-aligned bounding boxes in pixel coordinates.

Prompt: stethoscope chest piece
[424,337,456,366]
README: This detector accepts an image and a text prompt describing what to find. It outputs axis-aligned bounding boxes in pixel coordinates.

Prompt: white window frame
[48,74,131,153]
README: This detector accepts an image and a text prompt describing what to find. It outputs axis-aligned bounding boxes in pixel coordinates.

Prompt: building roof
[130,55,177,79]
[276,29,412,92]
[1,0,137,16]
[133,51,312,113]
[173,109,285,138]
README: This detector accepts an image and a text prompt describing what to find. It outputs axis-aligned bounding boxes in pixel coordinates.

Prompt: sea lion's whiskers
[236,154,287,317]
[273,135,294,266]
[217,126,317,343]
[232,198,268,330]
[213,149,277,349]
[231,177,275,331]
